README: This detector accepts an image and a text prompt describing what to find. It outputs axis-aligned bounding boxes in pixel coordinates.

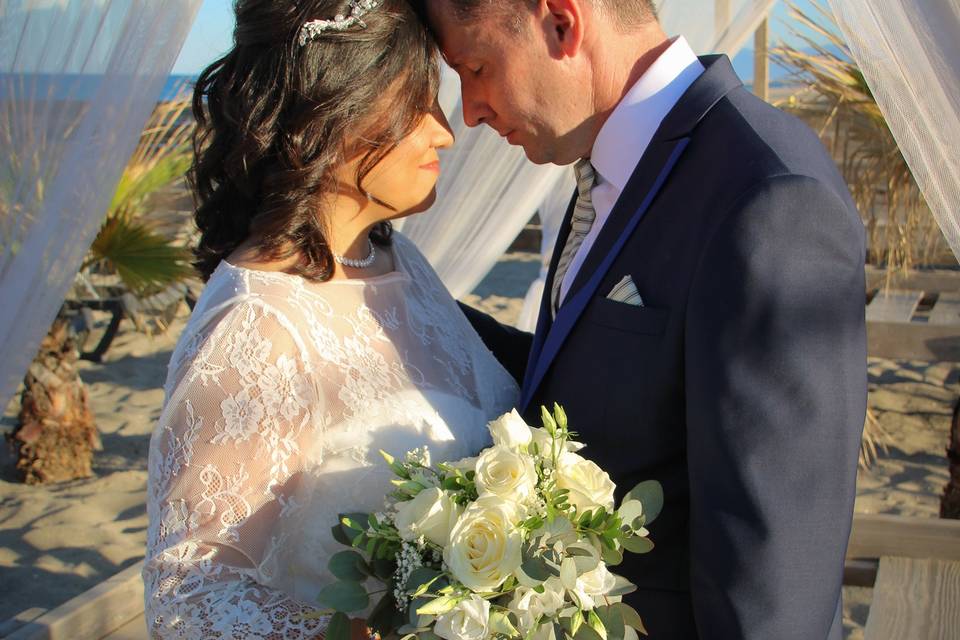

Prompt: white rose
[394,487,462,547]
[508,576,566,630]
[434,594,490,640]
[572,562,617,609]
[475,445,538,504]
[554,451,616,513]
[489,409,533,449]
[444,495,524,592]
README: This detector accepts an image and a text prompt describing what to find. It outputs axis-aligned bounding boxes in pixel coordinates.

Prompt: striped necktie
[552,158,597,315]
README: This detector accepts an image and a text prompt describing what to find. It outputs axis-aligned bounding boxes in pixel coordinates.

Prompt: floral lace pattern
[144,234,520,638]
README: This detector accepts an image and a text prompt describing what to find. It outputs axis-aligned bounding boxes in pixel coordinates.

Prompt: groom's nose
[461,94,495,129]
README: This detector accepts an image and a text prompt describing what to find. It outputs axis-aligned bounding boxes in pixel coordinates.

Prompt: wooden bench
[865,268,960,361]
[845,514,960,639]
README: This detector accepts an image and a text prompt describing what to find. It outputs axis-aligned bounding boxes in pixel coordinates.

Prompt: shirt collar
[590,36,705,193]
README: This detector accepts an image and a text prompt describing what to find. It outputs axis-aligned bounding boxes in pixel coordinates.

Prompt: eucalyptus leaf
[617,500,645,531]
[522,556,555,582]
[325,612,352,640]
[607,575,638,597]
[328,550,368,581]
[621,534,655,555]
[587,609,608,640]
[331,524,353,547]
[405,567,442,596]
[623,481,663,525]
[317,581,370,613]
[594,605,625,640]
[611,603,645,635]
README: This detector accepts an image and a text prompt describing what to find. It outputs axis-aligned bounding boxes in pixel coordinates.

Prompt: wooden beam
[847,514,960,562]
[754,18,770,101]
[715,0,731,42]
[4,563,143,640]
[863,557,960,639]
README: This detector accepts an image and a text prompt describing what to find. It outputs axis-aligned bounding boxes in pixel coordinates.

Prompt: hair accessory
[299,0,386,45]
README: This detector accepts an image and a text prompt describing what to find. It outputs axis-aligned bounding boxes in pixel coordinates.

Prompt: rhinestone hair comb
[298,0,387,45]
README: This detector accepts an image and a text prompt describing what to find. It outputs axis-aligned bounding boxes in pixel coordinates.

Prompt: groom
[424,1,867,638]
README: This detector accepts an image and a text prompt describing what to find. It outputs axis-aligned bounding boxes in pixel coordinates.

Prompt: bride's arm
[143,301,331,639]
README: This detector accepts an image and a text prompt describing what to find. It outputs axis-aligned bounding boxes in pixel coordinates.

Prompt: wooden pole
[754,18,770,102]
[715,0,731,44]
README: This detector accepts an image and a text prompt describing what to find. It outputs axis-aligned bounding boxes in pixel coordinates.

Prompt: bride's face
[341,99,455,219]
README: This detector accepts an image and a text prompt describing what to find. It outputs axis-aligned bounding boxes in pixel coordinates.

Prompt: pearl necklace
[334,238,376,269]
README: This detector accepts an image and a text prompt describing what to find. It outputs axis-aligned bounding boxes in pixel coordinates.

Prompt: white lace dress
[142,233,520,639]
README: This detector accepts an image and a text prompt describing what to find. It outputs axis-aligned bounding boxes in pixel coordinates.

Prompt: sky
[172,0,826,77]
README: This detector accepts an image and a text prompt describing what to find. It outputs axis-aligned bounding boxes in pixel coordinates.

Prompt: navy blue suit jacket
[464,55,866,639]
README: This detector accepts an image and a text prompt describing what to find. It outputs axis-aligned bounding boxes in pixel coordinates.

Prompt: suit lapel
[522,192,577,394]
[520,54,745,411]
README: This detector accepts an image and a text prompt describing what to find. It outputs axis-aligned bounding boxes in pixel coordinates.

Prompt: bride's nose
[429,108,455,149]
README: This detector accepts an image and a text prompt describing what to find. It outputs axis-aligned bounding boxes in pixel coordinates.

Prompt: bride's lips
[419,160,440,173]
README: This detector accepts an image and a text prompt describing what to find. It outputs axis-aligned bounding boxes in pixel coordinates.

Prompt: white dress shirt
[558,36,705,304]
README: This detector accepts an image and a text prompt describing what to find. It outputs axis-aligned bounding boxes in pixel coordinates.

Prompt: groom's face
[426,1,592,165]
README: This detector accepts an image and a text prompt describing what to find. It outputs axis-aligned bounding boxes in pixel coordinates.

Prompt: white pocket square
[607,275,644,307]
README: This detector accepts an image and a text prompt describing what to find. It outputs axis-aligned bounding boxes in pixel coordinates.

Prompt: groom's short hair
[443,0,658,31]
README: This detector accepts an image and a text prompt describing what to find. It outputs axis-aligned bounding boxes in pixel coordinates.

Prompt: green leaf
[317,581,370,613]
[594,606,625,640]
[405,567,442,595]
[325,612,352,640]
[601,542,624,567]
[611,603,646,636]
[587,609,609,640]
[623,481,663,525]
[328,550,368,581]
[331,524,353,547]
[607,575,638,597]
[521,556,555,582]
[371,557,395,581]
[340,512,371,532]
[368,591,406,636]
[621,534,655,555]
[570,609,585,636]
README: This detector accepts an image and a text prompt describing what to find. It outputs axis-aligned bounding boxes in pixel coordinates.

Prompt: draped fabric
[825,0,960,263]
[0,0,202,413]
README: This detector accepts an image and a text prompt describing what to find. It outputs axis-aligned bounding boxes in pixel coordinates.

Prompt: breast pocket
[583,297,669,336]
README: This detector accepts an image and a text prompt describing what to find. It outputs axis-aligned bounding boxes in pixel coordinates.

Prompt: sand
[1,253,956,639]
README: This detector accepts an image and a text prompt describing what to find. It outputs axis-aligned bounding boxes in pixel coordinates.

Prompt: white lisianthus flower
[475,445,538,504]
[489,409,533,449]
[554,451,616,512]
[394,487,462,547]
[444,496,524,592]
[434,594,490,640]
[447,456,479,473]
[572,562,618,610]
[508,576,566,630]
[530,427,586,459]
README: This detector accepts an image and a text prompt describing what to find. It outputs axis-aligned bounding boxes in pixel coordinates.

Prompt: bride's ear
[543,0,586,59]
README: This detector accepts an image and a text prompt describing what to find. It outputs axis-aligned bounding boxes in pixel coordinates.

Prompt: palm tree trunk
[941,400,960,519]
[9,313,100,484]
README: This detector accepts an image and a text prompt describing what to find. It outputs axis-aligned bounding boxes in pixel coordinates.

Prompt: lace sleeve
[143,300,328,639]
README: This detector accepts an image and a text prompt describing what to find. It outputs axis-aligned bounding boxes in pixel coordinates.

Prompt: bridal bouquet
[317,405,662,640]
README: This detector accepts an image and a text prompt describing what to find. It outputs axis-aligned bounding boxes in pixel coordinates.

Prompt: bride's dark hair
[191,0,440,282]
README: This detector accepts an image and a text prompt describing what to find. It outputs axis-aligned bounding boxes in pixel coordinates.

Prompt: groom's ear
[542,0,585,59]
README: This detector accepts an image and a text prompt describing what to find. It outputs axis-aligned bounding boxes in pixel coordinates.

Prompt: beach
[0,252,956,639]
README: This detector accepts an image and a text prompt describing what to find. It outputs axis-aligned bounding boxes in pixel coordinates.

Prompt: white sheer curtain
[0,0,201,412]
[825,0,960,263]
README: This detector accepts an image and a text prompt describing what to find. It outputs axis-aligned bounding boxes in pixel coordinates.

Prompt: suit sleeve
[684,174,867,639]
[457,301,533,385]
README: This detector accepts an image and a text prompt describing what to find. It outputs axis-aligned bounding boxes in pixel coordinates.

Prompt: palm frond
[771,1,950,279]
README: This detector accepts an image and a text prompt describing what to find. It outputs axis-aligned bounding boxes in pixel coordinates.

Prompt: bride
[142,0,520,637]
